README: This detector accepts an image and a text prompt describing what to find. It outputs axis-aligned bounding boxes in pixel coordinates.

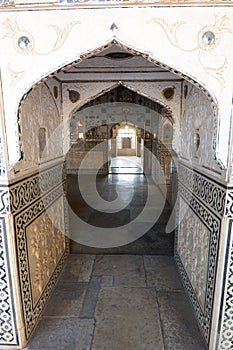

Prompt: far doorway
[109,122,143,174]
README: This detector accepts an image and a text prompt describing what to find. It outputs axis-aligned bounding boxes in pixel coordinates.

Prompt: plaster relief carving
[3,18,81,86]
[147,15,231,88]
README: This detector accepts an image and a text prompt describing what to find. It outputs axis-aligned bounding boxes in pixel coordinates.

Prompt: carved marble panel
[27,197,65,305]
[176,162,222,344]
[178,198,210,308]
[14,182,67,339]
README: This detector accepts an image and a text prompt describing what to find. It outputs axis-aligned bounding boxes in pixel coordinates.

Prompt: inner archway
[11,40,221,350]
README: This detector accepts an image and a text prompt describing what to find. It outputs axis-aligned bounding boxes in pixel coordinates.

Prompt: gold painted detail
[2,19,81,86]
[26,197,65,305]
[147,15,232,88]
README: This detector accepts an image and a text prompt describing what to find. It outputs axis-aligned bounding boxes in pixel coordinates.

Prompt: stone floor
[68,173,174,255]
[25,254,207,350]
[109,156,143,174]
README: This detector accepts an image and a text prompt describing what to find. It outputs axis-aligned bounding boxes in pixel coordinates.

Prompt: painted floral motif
[147,15,232,88]
[27,198,65,304]
[2,18,81,86]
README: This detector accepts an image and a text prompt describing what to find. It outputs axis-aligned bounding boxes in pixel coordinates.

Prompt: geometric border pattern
[176,162,222,345]
[0,216,18,346]
[9,162,63,214]
[14,183,68,339]
[225,189,233,218]
[0,186,10,214]
[219,219,233,349]
[178,163,226,217]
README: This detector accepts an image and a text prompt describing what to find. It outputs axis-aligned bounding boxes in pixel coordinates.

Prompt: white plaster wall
[0,6,232,171]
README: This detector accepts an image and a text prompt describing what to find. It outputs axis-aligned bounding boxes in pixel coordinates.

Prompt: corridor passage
[25,254,206,350]
[25,173,206,349]
[68,173,174,255]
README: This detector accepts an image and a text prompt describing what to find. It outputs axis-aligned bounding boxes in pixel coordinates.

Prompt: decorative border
[14,183,68,339]
[0,217,18,346]
[178,162,226,217]
[176,163,222,344]
[9,162,63,214]
[0,186,10,214]
[219,219,233,349]
[224,189,233,218]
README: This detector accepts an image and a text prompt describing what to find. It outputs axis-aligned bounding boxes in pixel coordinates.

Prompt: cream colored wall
[13,80,63,174]
[0,5,232,172]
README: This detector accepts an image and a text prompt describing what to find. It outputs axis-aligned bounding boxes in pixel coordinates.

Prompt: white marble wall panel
[178,197,210,308]
[181,82,219,172]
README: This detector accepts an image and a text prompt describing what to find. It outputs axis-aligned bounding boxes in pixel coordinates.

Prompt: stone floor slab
[92,287,164,350]
[43,282,87,317]
[93,255,146,287]
[25,318,95,350]
[157,291,207,350]
[81,276,102,318]
[59,254,95,282]
[144,256,183,291]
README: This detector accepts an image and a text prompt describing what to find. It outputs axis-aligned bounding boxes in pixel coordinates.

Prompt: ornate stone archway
[0,5,232,350]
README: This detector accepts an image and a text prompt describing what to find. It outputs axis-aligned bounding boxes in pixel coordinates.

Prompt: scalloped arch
[18,38,221,168]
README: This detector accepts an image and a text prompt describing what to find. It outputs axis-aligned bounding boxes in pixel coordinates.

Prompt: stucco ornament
[147,14,232,88]
[2,18,81,86]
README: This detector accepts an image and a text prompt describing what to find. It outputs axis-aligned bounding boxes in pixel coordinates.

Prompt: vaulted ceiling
[55,44,183,83]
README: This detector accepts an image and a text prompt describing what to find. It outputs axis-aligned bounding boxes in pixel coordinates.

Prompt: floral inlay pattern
[26,197,65,305]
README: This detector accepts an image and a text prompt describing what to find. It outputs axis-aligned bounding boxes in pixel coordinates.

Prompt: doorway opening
[15,39,217,350]
[109,122,143,174]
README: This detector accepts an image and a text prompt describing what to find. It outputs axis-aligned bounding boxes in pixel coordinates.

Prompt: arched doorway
[0,35,230,350]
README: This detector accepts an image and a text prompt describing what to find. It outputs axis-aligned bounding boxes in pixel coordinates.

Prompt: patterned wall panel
[178,163,226,217]
[156,141,172,184]
[218,220,233,349]
[176,162,223,345]
[9,162,63,214]
[27,197,66,305]
[178,198,210,309]
[4,161,68,343]
[0,185,10,214]
[14,181,68,339]
[224,189,233,218]
[0,216,18,346]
